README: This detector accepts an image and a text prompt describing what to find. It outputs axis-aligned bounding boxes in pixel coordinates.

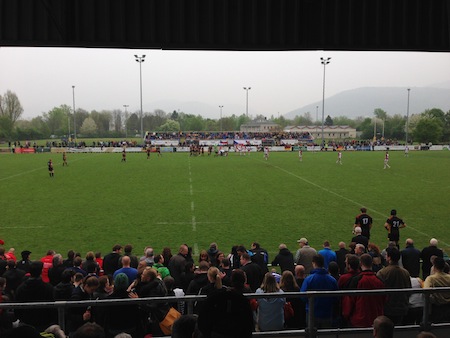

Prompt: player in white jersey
[264,147,269,160]
[336,150,342,165]
[298,149,303,162]
[384,151,391,169]
[404,145,409,157]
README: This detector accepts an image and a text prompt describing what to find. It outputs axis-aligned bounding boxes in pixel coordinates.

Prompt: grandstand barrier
[1,287,450,337]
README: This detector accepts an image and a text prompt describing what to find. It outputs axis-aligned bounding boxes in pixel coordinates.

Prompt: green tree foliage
[43,106,70,135]
[80,117,98,136]
[414,118,443,143]
[325,115,333,126]
[0,115,15,140]
[373,108,388,120]
[0,90,24,123]
[158,119,180,132]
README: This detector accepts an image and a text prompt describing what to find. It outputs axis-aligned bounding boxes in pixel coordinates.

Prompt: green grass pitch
[0,150,449,260]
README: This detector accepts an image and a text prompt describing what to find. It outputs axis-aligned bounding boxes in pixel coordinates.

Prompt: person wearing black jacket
[271,243,295,273]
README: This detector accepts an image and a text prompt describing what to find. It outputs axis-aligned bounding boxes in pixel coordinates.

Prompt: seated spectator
[423,256,450,323]
[48,254,65,286]
[72,322,105,338]
[256,272,285,331]
[54,269,75,300]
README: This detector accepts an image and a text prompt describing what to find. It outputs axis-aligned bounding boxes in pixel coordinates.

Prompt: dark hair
[346,254,360,271]
[312,254,324,268]
[360,254,373,268]
[154,254,163,264]
[231,269,246,289]
[361,207,367,213]
[390,209,397,216]
[124,244,133,253]
[61,269,75,283]
[72,322,105,338]
[433,257,446,271]
[29,261,43,278]
[386,247,400,262]
[112,244,122,251]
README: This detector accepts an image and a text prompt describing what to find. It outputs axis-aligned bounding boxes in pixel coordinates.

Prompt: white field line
[257,157,450,247]
[0,155,90,182]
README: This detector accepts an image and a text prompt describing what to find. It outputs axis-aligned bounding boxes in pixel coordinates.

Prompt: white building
[240,120,280,133]
[284,125,357,139]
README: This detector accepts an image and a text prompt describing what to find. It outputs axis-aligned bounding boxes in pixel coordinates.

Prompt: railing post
[421,292,431,332]
[305,294,317,338]
[57,303,66,332]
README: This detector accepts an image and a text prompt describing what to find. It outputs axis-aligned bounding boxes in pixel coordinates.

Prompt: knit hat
[114,273,129,290]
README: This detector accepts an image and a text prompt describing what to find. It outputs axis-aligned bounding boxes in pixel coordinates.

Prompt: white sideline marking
[257,157,450,247]
[2,226,45,229]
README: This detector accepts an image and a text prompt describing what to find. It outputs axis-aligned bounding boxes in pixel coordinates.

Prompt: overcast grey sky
[1,47,449,120]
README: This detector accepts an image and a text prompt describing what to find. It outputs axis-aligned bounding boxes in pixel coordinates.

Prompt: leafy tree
[221,116,237,131]
[127,113,140,134]
[0,90,24,123]
[325,115,333,126]
[80,117,98,136]
[373,108,388,120]
[359,118,375,139]
[293,113,313,126]
[414,117,443,143]
[111,109,123,133]
[387,114,406,140]
[158,119,180,132]
[43,106,69,135]
[333,116,357,128]
[91,110,111,136]
[0,116,14,140]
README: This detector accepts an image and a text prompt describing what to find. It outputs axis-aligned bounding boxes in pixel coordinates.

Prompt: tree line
[0,90,449,144]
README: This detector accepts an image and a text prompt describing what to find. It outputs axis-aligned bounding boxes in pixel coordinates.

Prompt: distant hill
[284,85,450,120]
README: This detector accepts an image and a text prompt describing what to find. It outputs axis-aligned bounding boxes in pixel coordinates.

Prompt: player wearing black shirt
[384,209,406,246]
[48,159,54,177]
[354,207,373,239]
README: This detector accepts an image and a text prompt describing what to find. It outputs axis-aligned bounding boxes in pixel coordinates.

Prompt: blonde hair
[207,267,222,289]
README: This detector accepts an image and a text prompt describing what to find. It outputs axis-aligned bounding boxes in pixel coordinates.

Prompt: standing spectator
[113,256,138,286]
[48,254,65,286]
[271,243,295,273]
[82,251,99,275]
[103,244,122,276]
[153,254,170,279]
[368,243,386,273]
[15,261,56,331]
[294,264,306,288]
[95,252,104,275]
[197,269,254,338]
[300,254,339,328]
[16,250,32,273]
[338,255,360,289]
[240,253,263,292]
[335,242,350,275]
[401,238,421,277]
[250,242,269,274]
[404,274,424,325]
[68,276,100,335]
[376,247,412,325]
[354,207,373,240]
[206,243,219,267]
[2,260,25,300]
[120,244,139,269]
[140,247,155,266]
[318,241,337,270]
[256,272,285,331]
[354,244,366,257]
[421,238,444,280]
[295,238,317,275]
[63,250,76,269]
[351,227,369,250]
[423,257,450,323]
[161,247,173,268]
[40,250,55,283]
[54,269,75,300]
[342,254,385,327]
[186,261,210,296]
[168,244,189,288]
[384,209,407,247]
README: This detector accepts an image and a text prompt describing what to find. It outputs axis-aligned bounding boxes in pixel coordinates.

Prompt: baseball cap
[297,238,308,244]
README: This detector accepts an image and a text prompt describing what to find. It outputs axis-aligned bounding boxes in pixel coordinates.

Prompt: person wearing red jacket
[342,254,386,327]
[40,250,55,283]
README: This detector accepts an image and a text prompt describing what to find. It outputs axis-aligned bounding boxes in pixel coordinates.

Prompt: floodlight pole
[72,85,76,142]
[123,104,129,138]
[135,55,146,139]
[406,88,411,145]
[243,87,251,117]
[219,105,224,132]
[320,57,331,149]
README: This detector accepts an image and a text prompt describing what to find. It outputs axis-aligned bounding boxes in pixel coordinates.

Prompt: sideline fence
[1,287,450,337]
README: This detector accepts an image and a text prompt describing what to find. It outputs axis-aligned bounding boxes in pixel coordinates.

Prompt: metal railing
[1,287,450,337]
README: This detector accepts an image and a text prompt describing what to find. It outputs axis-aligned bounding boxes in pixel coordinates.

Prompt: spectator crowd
[0,226,449,337]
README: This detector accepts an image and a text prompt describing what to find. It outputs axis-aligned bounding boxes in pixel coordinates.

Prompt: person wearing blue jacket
[300,254,338,328]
